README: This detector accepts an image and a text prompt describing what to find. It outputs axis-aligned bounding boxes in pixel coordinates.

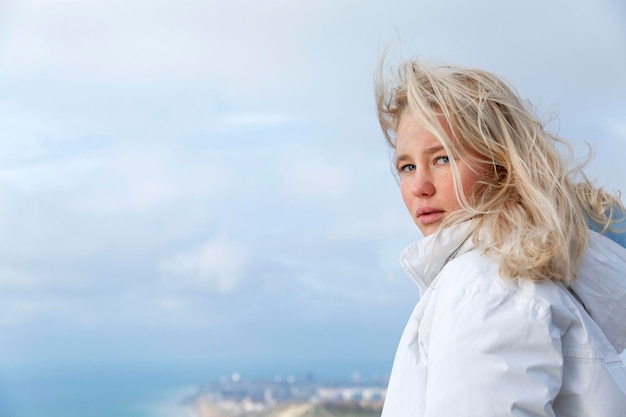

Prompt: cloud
[0,264,90,327]
[325,208,416,243]
[218,112,295,130]
[1,0,330,87]
[159,237,250,294]
[0,297,38,326]
[0,141,234,265]
[281,160,349,199]
[0,265,41,290]
[606,121,626,142]
[0,154,105,194]
[68,145,229,214]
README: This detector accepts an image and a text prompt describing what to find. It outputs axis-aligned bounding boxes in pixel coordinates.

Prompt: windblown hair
[376,59,625,283]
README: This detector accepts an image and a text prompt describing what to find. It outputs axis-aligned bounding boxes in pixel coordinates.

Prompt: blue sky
[0,0,625,396]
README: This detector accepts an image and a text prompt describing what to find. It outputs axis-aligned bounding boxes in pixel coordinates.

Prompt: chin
[418,227,436,237]
[417,223,443,237]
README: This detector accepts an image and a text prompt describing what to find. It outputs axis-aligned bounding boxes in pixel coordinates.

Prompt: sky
[0,0,625,412]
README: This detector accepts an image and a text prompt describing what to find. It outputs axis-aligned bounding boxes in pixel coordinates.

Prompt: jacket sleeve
[423,275,564,417]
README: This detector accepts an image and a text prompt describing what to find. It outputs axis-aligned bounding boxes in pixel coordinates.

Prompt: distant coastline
[187,373,387,417]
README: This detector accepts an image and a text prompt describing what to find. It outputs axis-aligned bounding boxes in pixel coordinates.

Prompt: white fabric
[382,225,626,417]
[571,230,626,353]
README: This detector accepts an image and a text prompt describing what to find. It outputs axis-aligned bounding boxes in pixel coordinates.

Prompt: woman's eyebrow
[423,145,445,155]
[395,153,410,164]
[395,146,445,164]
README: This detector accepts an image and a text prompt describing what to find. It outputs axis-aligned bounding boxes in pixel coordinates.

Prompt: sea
[0,366,201,417]
[0,359,387,417]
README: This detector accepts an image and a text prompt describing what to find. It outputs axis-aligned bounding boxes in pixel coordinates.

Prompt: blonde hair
[376,59,625,283]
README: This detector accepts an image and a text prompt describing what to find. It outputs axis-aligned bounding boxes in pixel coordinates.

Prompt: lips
[417,208,445,225]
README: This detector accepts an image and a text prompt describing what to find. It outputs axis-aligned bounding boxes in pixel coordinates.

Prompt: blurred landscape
[188,373,385,417]
[195,402,381,417]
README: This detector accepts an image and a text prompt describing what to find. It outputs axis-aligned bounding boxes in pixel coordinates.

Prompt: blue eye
[399,164,416,173]
[435,156,449,165]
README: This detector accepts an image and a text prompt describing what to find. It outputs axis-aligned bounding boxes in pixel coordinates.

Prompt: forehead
[395,113,445,153]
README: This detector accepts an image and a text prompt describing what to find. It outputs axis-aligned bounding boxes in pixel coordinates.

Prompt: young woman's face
[395,113,484,236]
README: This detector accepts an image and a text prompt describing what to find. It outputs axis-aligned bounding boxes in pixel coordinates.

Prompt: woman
[376,60,626,416]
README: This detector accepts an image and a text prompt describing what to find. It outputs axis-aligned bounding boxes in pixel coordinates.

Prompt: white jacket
[382,224,626,417]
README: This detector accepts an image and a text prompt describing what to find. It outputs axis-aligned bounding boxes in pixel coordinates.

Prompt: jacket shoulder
[431,249,554,320]
[430,248,622,360]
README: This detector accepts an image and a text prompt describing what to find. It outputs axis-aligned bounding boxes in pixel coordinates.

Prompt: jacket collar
[399,221,476,295]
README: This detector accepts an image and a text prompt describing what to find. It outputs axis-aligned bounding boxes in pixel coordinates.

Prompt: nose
[410,169,435,197]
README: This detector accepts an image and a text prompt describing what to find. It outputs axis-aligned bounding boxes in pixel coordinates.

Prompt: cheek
[459,168,484,198]
[399,180,413,209]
